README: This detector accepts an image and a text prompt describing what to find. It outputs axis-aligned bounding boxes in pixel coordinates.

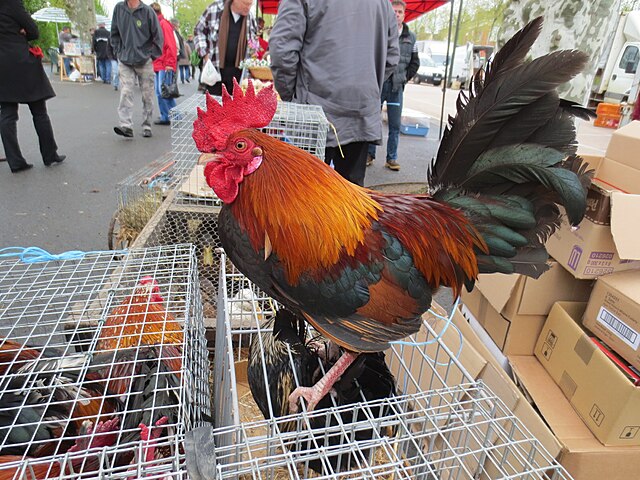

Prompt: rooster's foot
[288,385,323,413]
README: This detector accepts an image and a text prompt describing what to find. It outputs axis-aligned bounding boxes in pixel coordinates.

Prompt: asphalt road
[0,76,611,254]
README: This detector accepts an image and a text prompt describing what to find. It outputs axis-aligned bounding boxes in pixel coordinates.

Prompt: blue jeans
[63,57,72,76]
[97,58,111,83]
[179,65,190,83]
[154,70,177,122]
[111,60,119,88]
[368,80,403,162]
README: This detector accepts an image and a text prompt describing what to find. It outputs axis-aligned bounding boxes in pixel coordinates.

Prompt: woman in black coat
[0,0,65,173]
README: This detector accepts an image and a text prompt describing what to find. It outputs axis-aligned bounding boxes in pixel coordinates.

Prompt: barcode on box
[597,306,640,350]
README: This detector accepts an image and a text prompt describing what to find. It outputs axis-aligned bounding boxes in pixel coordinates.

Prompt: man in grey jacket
[270,0,399,186]
[368,0,419,171]
[111,0,163,138]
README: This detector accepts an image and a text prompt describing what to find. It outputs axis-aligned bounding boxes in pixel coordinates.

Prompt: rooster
[0,344,123,458]
[0,418,120,480]
[0,339,178,473]
[96,277,183,352]
[193,17,594,412]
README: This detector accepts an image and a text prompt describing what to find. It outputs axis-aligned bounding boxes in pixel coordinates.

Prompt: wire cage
[169,93,330,207]
[202,253,573,479]
[112,153,181,249]
[133,196,222,326]
[0,245,211,479]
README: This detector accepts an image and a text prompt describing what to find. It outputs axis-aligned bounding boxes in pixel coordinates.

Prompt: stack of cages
[0,244,210,479]
[112,152,181,250]
[135,93,330,324]
[203,252,573,479]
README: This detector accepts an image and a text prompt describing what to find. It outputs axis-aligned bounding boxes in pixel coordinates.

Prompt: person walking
[186,34,197,80]
[0,0,65,173]
[269,0,399,186]
[367,0,419,171]
[193,0,258,96]
[92,22,112,84]
[150,2,177,127]
[110,0,163,138]
[172,19,192,84]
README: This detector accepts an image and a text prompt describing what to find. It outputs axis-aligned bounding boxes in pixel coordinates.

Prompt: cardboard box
[510,356,640,480]
[547,154,640,278]
[584,270,640,372]
[535,302,640,446]
[461,264,592,355]
[603,120,640,170]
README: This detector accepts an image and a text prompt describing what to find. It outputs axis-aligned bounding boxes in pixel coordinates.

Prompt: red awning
[258,1,449,23]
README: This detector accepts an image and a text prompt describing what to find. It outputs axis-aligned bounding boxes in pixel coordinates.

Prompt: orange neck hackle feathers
[192,79,278,153]
[229,131,383,285]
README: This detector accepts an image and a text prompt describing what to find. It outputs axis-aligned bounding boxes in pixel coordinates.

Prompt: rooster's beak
[198,153,219,165]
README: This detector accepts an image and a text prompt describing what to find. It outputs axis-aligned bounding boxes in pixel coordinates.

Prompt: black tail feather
[430,16,593,278]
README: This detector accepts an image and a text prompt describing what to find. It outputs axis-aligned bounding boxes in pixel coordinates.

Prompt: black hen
[247,308,396,474]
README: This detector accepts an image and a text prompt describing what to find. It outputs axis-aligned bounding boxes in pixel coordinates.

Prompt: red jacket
[153,14,177,72]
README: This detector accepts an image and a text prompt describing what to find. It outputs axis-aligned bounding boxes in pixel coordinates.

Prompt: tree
[174,0,211,37]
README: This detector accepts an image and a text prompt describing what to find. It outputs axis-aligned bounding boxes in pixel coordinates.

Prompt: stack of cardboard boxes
[459,121,640,479]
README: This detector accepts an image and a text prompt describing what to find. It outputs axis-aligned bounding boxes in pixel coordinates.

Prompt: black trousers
[325,141,369,187]
[0,100,59,171]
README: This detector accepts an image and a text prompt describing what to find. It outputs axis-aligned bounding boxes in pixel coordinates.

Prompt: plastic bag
[68,69,81,82]
[190,49,200,67]
[201,59,221,86]
[161,72,180,99]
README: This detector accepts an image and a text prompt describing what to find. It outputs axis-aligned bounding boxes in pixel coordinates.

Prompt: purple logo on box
[568,245,582,271]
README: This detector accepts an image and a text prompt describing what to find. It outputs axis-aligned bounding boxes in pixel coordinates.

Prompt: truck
[589,11,640,106]
[416,40,493,89]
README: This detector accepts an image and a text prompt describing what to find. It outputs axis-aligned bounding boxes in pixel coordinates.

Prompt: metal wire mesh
[0,245,210,479]
[208,253,572,479]
[113,153,181,248]
[132,197,221,323]
[169,93,329,207]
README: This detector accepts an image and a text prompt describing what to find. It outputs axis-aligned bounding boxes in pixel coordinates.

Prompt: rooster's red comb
[192,79,277,153]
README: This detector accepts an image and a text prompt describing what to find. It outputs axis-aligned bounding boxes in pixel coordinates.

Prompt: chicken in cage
[200,257,574,479]
[0,245,210,479]
[187,382,574,480]
[247,309,397,475]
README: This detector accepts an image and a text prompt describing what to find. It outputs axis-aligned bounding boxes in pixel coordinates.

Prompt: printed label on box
[620,426,640,440]
[597,306,640,350]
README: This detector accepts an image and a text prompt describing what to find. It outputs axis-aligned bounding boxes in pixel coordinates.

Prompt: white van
[413,53,446,86]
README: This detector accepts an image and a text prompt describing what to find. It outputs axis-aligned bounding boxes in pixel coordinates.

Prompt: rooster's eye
[235,140,247,151]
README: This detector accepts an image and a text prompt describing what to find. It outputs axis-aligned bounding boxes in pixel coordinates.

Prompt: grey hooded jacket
[269,0,399,147]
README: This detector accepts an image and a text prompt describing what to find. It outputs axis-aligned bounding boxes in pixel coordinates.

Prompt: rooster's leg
[288,351,359,413]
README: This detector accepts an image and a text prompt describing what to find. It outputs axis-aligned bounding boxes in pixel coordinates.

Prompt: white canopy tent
[31,7,111,36]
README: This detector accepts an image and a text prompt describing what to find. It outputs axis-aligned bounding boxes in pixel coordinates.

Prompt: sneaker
[366,155,374,167]
[153,119,171,126]
[143,130,153,138]
[114,126,134,138]
[385,160,400,171]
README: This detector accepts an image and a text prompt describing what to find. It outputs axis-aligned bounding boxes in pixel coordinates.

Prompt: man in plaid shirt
[193,0,257,95]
